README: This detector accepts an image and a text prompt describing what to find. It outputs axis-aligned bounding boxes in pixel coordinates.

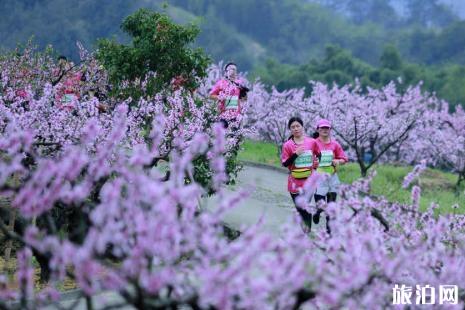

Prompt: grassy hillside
[238,139,465,213]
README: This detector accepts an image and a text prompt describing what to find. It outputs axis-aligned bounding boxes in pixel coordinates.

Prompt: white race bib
[319,150,334,167]
[294,150,313,168]
[225,95,239,110]
[62,94,77,103]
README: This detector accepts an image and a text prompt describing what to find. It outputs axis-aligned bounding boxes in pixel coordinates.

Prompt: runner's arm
[312,142,321,169]
[333,142,348,165]
[282,153,298,167]
[281,143,297,167]
[210,80,222,100]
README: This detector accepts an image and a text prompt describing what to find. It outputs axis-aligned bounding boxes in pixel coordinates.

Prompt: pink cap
[316,119,331,129]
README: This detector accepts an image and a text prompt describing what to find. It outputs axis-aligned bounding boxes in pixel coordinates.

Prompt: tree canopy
[96,8,210,98]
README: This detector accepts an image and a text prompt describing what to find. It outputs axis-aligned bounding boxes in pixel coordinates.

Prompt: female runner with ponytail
[281,117,321,232]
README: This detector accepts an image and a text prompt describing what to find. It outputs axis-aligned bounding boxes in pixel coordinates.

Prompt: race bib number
[62,94,77,103]
[294,150,313,168]
[319,150,334,167]
[225,95,239,110]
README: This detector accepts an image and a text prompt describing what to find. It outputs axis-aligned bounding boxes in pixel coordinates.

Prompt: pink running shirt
[281,137,321,194]
[315,138,348,174]
[210,78,244,117]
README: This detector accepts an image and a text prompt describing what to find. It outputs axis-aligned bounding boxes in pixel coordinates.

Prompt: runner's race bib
[225,95,239,110]
[294,150,313,168]
[319,150,334,166]
[318,150,335,174]
[62,94,77,103]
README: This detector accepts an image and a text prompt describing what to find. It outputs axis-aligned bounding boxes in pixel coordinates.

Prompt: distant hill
[2,0,465,72]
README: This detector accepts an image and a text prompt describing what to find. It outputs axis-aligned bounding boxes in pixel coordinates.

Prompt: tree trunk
[4,207,16,262]
[455,171,465,196]
[2,174,20,272]
[0,196,14,272]
[361,167,368,178]
[357,157,368,177]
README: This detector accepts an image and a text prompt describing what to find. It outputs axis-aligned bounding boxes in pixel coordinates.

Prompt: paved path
[204,162,328,235]
[202,163,299,236]
[43,163,324,309]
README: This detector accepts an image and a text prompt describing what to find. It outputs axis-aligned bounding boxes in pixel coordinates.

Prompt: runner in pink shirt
[54,56,83,109]
[210,62,249,129]
[312,119,348,233]
[281,117,321,232]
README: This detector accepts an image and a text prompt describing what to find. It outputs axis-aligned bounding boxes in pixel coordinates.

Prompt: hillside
[3,0,465,107]
[3,0,465,69]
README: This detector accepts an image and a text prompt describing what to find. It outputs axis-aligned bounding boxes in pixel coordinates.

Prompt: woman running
[282,117,321,232]
[312,119,348,234]
[210,62,248,129]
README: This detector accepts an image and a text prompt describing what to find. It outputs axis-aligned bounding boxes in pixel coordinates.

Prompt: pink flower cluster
[243,79,465,185]
[1,54,464,309]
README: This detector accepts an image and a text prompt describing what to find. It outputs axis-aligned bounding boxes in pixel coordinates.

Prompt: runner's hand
[313,158,319,169]
[295,146,305,155]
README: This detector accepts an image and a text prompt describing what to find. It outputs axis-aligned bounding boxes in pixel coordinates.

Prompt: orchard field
[1,9,465,310]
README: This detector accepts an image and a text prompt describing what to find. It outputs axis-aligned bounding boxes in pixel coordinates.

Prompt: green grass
[238,139,465,213]
[238,139,282,166]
